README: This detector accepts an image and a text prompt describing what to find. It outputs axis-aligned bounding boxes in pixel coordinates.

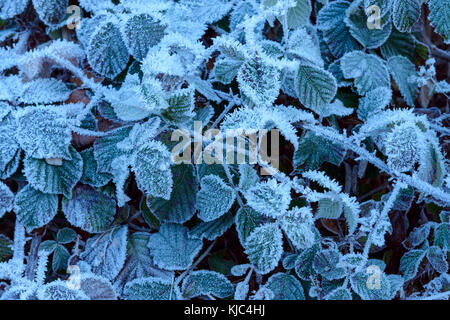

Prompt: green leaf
[345,0,392,49]
[295,64,337,110]
[52,245,69,273]
[387,56,418,106]
[238,164,260,193]
[0,234,13,262]
[313,248,346,280]
[286,0,312,28]
[0,117,19,174]
[197,174,235,222]
[62,185,116,233]
[399,249,426,280]
[147,223,203,271]
[433,223,450,250]
[265,273,305,300]
[149,164,197,223]
[294,244,320,280]
[235,206,265,246]
[244,223,283,274]
[380,27,416,60]
[87,21,130,78]
[392,0,421,33]
[293,131,345,170]
[428,0,450,43]
[122,13,166,61]
[189,212,234,241]
[80,148,111,188]
[14,185,58,231]
[181,270,234,299]
[280,207,316,250]
[317,0,360,58]
[426,246,448,274]
[161,88,195,125]
[23,146,83,198]
[213,57,243,84]
[57,228,76,244]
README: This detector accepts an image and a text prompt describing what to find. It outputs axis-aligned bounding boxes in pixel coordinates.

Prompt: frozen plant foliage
[0,0,449,301]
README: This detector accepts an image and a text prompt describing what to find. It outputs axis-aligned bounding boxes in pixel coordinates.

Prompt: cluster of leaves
[0,0,449,300]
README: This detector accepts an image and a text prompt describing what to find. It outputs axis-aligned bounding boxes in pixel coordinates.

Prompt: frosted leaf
[213,57,243,84]
[110,155,131,207]
[433,223,449,250]
[399,249,425,280]
[286,0,312,28]
[103,73,154,122]
[80,148,111,188]
[387,56,418,106]
[87,21,130,79]
[62,185,116,233]
[114,232,173,294]
[234,281,249,300]
[286,27,323,67]
[244,179,291,218]
[302,170,342,193]
[80,226,128,280]
[181,270,234,299]
[264,273,305,300]
[132,140,173,200]
[345,0,392,49]
[293,131,345,171]
[122,13,166,61]
[316,0,360,58]
[197,174,235,222]
[78,0,113,13]
[93,126,133,174]
[295,64,337,111]
[139,78,169,114]
[312,248,346,280]
[76,14,106,48]
[147,223,203,271]
[428,0,450,43]
[280,207,316,250]
[350,270,393,300]
[79,274,117,300]
[189,212,234,241]
[341,51,390,95]
[358,87,392,121]
[117,118,161,152]
[230,264,251,277]
[409,223,432,248]
[32,0,67,25]
[245,223,283,275]
[37,280,89,300]
[426,246,448,274]
[323,287,352,300]
[238,164,260,193]
[317,99,353,118]
[237,54,280,107]
[295,244,320,280]
[17,107,72,160]
[122,276,175,300]
[0,120,19,174]
[161,88,195,125]
[149,164,197,223]
[385,122,420,172]
[317,196,343,219]
[392,0,421,33]
[380,28,416,60]
[0,181,13,219]
[19,79,71,105]
[0,0,28,19]
[23,145,83,198]
[235,206,265,246]
[14,185,58,232]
